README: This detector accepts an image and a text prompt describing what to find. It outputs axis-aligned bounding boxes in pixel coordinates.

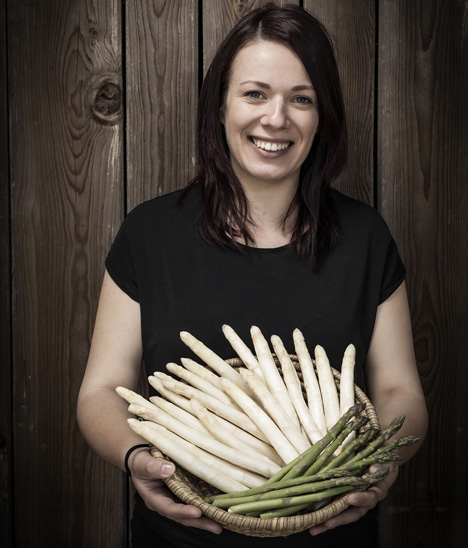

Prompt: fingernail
[161,463,174,477]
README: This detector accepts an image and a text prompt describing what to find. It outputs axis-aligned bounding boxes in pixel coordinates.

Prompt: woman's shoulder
[123,186,199,229]
[330,188,391,235]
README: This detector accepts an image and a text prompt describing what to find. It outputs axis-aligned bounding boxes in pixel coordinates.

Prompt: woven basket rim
[151,355,380,537]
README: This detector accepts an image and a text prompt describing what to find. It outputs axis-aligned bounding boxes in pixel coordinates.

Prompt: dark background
[1,0,467,546]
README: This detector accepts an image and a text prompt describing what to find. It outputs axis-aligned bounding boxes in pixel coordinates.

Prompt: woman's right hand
[129,449,223,534]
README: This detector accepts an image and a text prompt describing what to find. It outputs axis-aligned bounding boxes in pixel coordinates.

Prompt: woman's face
[221,40,319,191]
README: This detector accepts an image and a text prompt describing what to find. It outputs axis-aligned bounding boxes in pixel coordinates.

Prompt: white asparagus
[115,386,157,411]
[314,345,341,430]
[293,329,327,435]
[145,397,211,435]
[239,367,311,453]
[250,326,300,427]
[166,362,234,406]
[127,419,248,493]
[137,404,280,477]
[189,399,281,469]
[209,414,284,466]
[221,377,299,464]
[158,426,266,489]
[150,374,269,442]
[180,357,224,391]
[150,371,279,461]
[222,324,266,381]
[339,344,356,448]
[147,375,194,415]
[270,336,324,444]
[339,344,356,415]
[179,331,252,393]
[150,370,281,464]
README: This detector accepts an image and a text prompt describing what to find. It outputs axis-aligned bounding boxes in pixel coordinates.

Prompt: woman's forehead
[228,40,312,87]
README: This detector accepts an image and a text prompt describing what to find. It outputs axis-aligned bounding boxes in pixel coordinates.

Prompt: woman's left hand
[308,463,399,536]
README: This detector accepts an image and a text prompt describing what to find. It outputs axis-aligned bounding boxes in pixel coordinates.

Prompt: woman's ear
[219,105,225,125]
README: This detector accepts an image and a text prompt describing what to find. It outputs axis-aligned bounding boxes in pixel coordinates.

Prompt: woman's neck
[241,180,298,248]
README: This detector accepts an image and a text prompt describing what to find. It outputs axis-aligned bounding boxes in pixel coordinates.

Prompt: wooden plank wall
[5,0,126,546]
[378,2,468,546]
[2,1,467,546]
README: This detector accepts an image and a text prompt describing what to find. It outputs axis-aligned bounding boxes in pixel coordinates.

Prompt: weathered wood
[3,1,468,546]
[304,0,375,204]
[202,0,299,73]
[125,0,198,209]
[378,1,468,547]
[0,0,13,545]
[8,0,126,546]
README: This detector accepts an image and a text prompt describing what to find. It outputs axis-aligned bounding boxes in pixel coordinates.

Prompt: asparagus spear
[206,469,352,504]
[314,345,341,430]
[339,416,405,468]
[272,402,366,483]
[228,482,367,515]
[344,435,419,475]
[343,451,402,474]
[257,467,390,518]
[213,475,365,508]
[304,415,369,476]
[320,427,380,472]
[372,435,420,456]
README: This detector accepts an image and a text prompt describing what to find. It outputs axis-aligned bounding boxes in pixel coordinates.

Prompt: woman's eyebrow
[239,80,271,88]
[238,80,314,92]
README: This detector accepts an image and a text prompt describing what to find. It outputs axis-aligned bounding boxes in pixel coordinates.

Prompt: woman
[77,5,428,547]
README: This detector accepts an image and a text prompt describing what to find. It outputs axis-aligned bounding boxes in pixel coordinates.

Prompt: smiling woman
[189,5,347,258]
[221,41,319,208]
[77,4,428,548]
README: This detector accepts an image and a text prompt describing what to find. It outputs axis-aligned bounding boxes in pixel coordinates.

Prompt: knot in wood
[86,75,122,125]
[92,82,122,123]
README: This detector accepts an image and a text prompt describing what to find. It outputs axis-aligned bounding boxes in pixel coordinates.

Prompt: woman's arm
[364,281,428,460]
[77,271,145,469]
[309,281,428,535]
[77,271,222,534]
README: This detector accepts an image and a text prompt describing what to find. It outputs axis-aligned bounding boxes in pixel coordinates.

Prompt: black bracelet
[124,443,149,477]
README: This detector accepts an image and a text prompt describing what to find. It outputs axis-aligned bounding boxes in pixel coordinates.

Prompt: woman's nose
[261,98,289,129]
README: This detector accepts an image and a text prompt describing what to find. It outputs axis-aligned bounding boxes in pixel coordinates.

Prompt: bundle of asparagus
[116,325,418,527]
[206,411,418,517]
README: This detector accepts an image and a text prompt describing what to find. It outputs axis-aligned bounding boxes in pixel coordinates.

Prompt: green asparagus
[338,416,405,468]
[212,475,365,509]
[278,403,366,482]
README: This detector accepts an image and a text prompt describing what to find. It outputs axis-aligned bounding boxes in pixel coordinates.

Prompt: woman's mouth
[250,137,292,152]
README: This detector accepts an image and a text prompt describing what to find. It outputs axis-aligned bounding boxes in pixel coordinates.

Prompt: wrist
[124,443,149,476]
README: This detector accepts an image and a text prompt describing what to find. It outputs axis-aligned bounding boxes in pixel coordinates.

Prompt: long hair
[185,3,347,264]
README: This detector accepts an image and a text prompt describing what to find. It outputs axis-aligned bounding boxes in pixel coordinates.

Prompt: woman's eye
[245,91,264,100]
[293,96,313,105]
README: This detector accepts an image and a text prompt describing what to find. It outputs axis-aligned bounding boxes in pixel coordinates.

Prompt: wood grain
[0,1,13,545]
[378,1,468,546]
[3,1,468,546]
[202,0,299,72]
[8,0,126,546]
[304,0,375,204]
[125,0,198,209]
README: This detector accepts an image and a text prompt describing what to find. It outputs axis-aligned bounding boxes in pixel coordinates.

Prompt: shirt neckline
[235,240,290,253]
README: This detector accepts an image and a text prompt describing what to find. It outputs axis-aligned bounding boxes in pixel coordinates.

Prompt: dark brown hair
[185,3,347,263]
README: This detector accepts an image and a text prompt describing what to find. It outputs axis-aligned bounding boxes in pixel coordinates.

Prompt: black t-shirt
[106,186,404,376]
[105,186,405,547]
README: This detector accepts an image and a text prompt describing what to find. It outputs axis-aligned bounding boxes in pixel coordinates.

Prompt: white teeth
[252,138,291,151]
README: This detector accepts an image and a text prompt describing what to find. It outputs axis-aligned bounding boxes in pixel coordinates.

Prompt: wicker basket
[150,355,380,537]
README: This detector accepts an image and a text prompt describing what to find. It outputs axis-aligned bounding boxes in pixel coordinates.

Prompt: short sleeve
[378,233,406,304]
[105,216,139,302]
